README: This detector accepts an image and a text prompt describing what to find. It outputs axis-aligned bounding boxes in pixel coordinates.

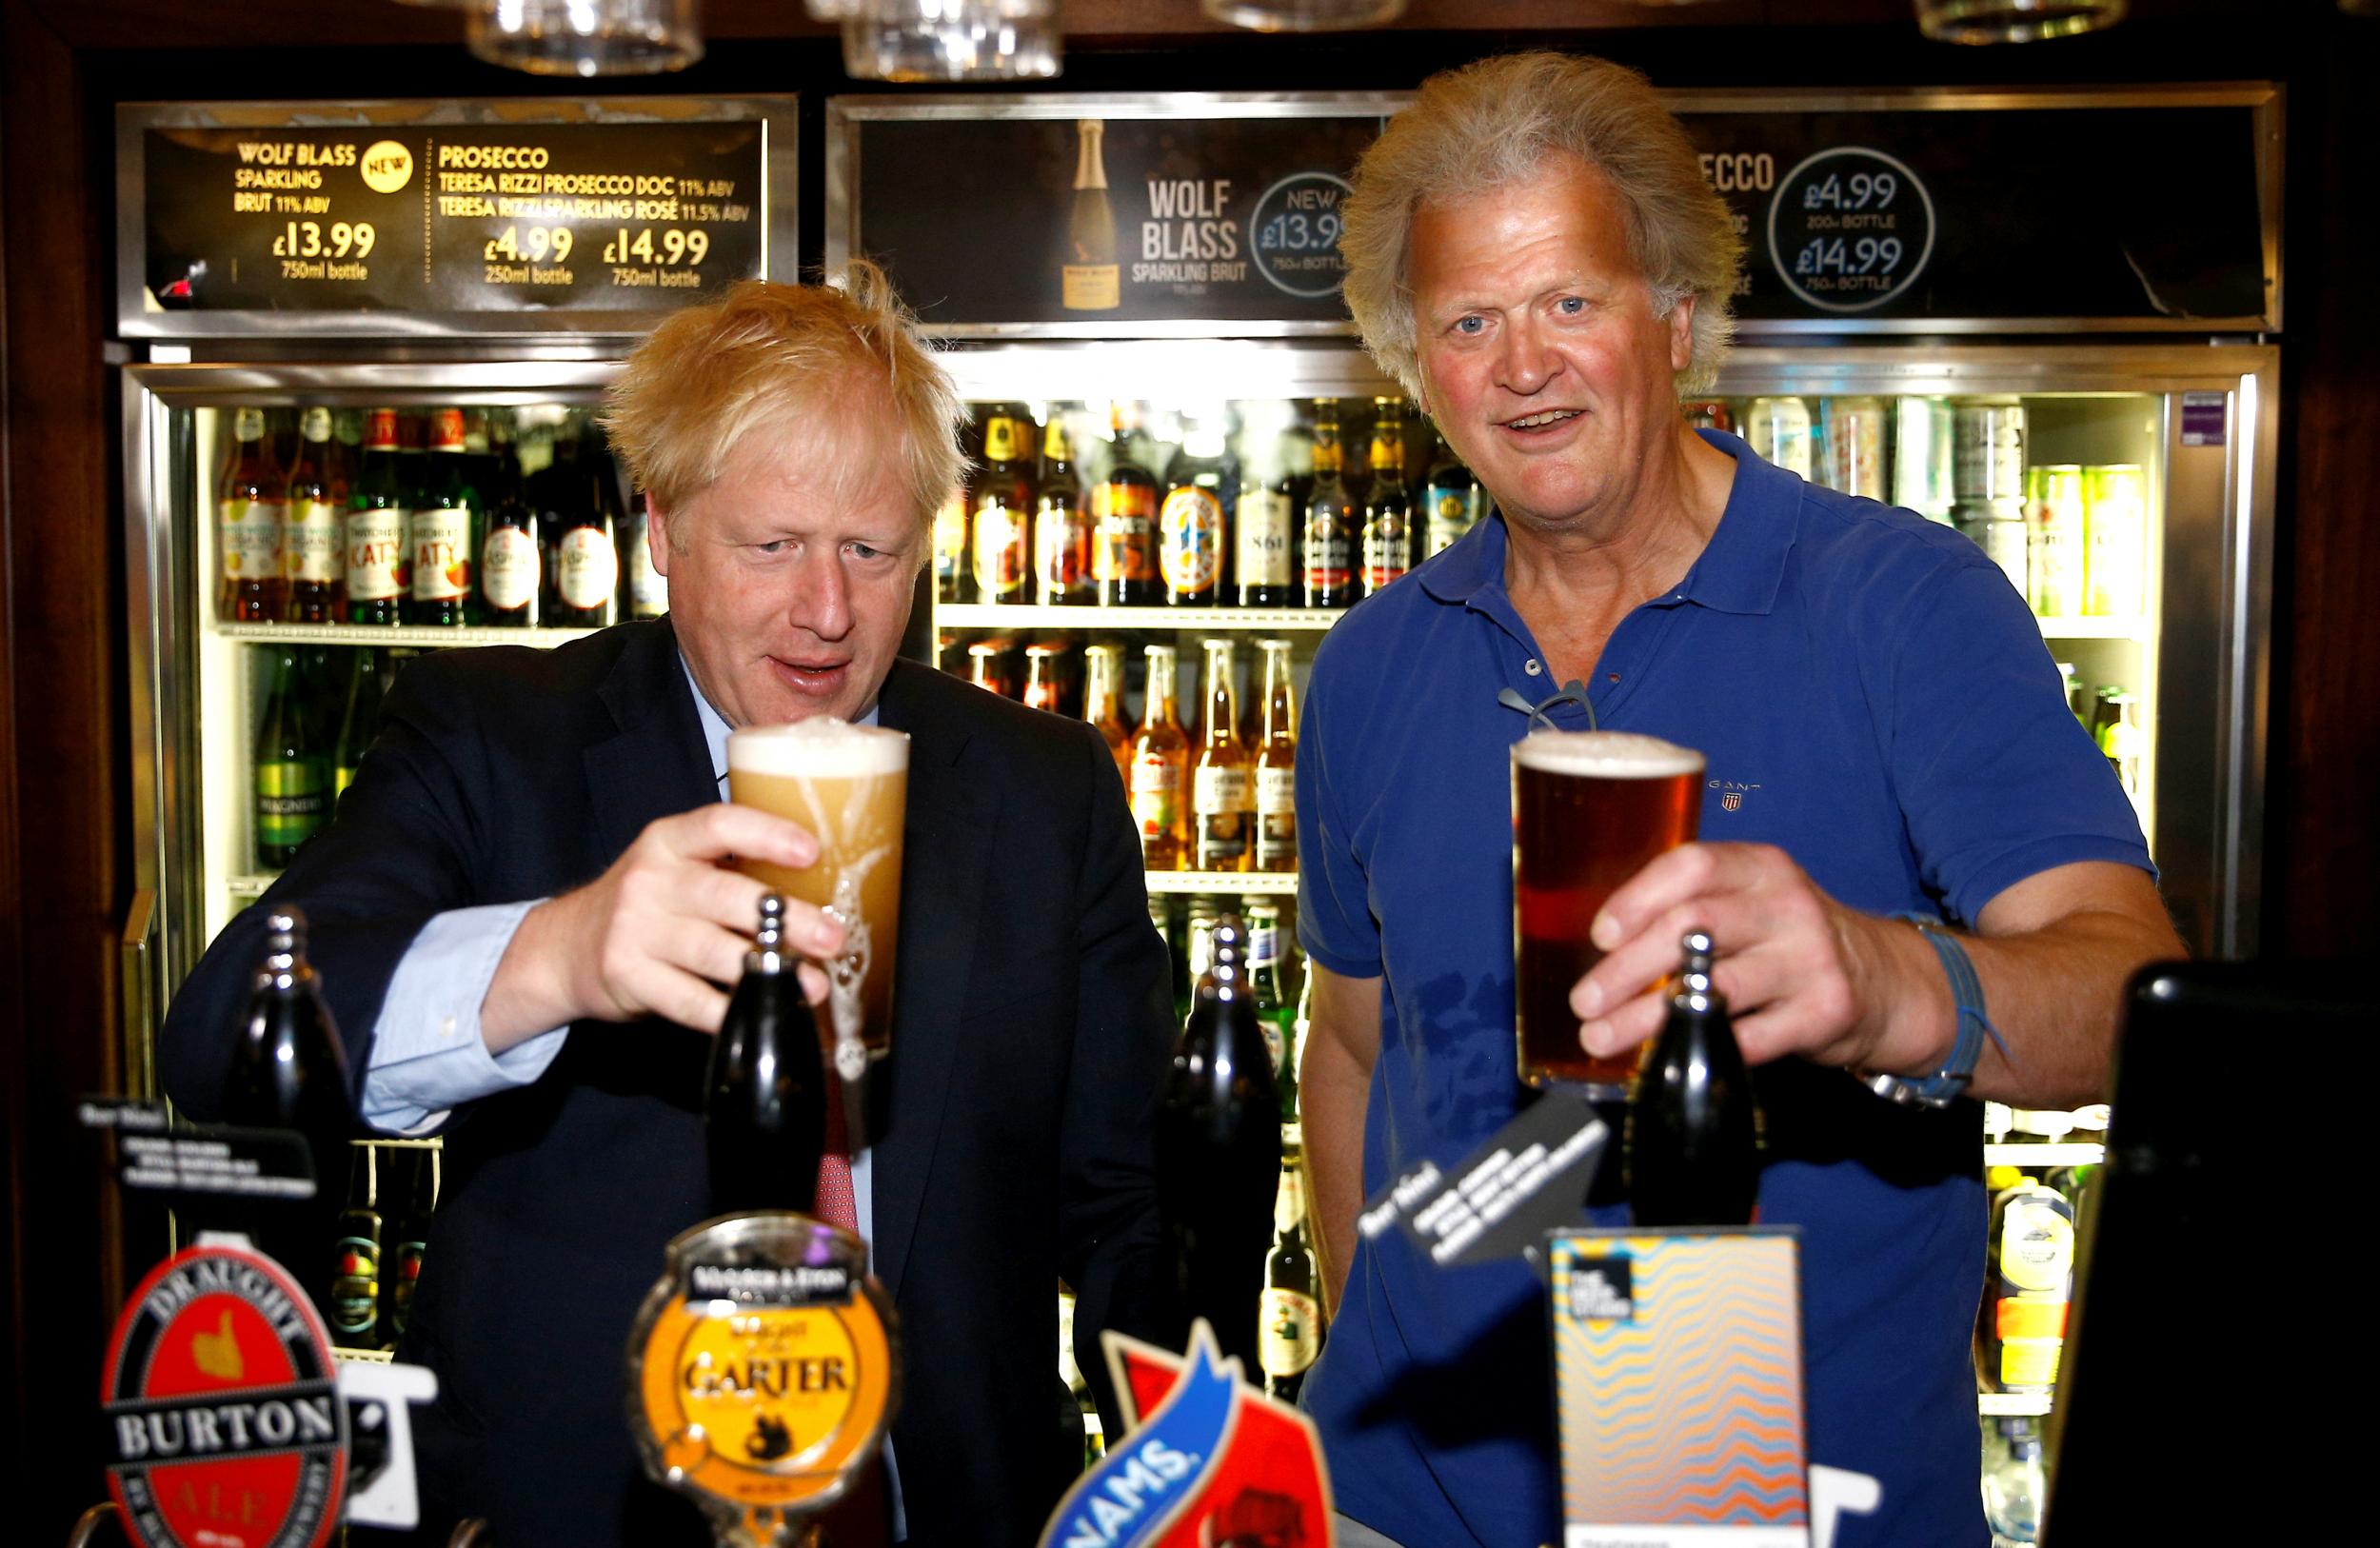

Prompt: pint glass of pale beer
[726,720,909,1068]
[1512,729,1705,1097]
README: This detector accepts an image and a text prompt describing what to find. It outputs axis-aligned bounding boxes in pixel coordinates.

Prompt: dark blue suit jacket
[160,620,1177,1547]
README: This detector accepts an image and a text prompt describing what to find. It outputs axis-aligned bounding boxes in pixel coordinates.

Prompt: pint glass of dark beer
[727,719,909,1066]
[1512,729,1705,1097]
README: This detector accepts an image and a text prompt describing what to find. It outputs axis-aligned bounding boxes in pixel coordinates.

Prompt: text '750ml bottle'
[705,894,829,1217]
[1626,931,1763,1228]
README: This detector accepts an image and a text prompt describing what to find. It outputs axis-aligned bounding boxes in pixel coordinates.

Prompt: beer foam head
[1512,728,1703,778]
[727,718,910,777]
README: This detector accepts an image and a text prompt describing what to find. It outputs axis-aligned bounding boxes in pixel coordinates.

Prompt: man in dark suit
[158,268,1176,1547]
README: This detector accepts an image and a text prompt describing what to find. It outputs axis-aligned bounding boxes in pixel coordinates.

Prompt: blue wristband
[1859,915,2009,1108]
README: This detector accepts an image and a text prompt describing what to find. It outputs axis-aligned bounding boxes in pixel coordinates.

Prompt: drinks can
[2024,465,2086,618]
[1744,397,1815,478]
[1821,397,1888,500]
[1681,400,1735,434]
[2083,464,2147,618]
[1954,397,2027,504]
[1954,499,2030,596]
[1892,396,1955,522]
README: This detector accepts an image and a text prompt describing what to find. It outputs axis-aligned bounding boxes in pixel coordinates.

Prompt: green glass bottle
[254,645,330,869]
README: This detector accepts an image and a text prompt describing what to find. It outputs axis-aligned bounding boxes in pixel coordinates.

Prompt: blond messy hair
[1339,52,1743,398]
[601,262,963,547]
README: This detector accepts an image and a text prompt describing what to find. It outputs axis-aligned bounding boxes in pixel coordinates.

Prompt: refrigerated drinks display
[831,82,2277,1510]
[116,94,798,1357]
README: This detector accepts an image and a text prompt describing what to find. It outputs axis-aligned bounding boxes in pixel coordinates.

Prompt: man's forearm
[1853,869,2184,1109]
[1301,1032,1372,1319]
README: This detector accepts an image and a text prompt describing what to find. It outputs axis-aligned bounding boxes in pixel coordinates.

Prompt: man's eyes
[1454,316,1487,335]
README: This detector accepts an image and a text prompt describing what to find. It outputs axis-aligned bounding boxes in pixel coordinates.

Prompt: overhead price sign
[121,99,795,335]
[834,101,1387,333]
[834,90,2271,335]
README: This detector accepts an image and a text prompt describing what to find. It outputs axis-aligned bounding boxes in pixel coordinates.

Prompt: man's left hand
[1568,842,1913,1073]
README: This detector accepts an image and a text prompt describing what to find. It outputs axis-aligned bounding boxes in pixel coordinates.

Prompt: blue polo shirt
[1296,431,2150,1548]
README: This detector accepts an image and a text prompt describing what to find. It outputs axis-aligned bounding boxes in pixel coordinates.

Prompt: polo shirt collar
[1416,428,1796,618]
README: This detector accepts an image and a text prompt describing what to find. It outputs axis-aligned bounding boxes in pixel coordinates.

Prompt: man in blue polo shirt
[1297,52,2184,1548]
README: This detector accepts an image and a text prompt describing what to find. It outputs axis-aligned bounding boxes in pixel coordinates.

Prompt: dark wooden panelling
[2,0,124,1534]
[2269,15,2380,957]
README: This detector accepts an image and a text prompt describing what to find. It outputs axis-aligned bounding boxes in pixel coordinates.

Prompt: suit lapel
[585,621,719,864]
[869,660,996,1300]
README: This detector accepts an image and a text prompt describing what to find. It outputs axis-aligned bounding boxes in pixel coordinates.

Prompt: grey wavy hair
[1339,51,1744,399]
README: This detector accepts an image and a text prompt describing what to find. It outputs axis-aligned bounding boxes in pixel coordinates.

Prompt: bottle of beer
[221,909,355,1312]
[1095,403,1161,607]
[346,408,408,626]
[254,645,330,869]
[1360,398,1413,595]
[550,419,622,627]
[1626,931,1762,1228]
[332,647,385,802]
[1035,413,1095,605]
[380,1143,440,1350]
[1246,897,1296,1102]
[1302,401,1355,609]
[973,410,1037,605]
[1132,643,1191,870]
[219,407,286,623]
[407,408,477,626]
[328,1144,384,1347]
[1258,1152,1321,1403]
[967,640,1015,699]
[705,895,830,1217]
[1157,915,1283,1376]
[1191,639,1254,873]
[282,407,344,624]
[1082,642,1132,786]
[479,411,544,628]
[1021,641,1065,715]
[623,491,670,620]
[1422,433,1486,560]
[1160,416,1235,607]
[1252,638,1298,872]
[1235,415,1299,608]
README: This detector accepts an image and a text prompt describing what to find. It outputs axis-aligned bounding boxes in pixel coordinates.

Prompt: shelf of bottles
[220,623,604,650]
[1972,1099,2104,1538]
[325,1135,444,1361]
[1705,390,2160,840]
[1144,870,1298,896]
[196,401,664,943]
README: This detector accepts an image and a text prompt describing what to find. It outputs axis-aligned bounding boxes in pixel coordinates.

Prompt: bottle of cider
[1252,638,1299,872]
[1302,401,1355,609]
[1132,644,1191,870]
[328,1144,384,1346]
[1191,639,1254,873]
[1627,931,1762,1227]
[1258,1154,1321,1403]
[1360,399,1413,595]
[346,408,409,626]
[254,645,330,869]
[219,407,286,622]
[1083,643,1132,786]
[1160,417,1235,607]
[282,407,344,623]
[705,895,830,1218]
[407,408,478,626]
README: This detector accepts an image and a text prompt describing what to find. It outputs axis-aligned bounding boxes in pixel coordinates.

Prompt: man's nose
[788,549,851,638]
[1500,319,1559,395]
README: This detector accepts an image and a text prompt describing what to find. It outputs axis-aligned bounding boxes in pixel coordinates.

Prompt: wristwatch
[1857,916,2001,1108]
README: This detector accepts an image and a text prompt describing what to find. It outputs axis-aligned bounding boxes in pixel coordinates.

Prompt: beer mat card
[1358,1094,1606,1268]
[80,1098,318,1201]
[1549,1228,1810,1548]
